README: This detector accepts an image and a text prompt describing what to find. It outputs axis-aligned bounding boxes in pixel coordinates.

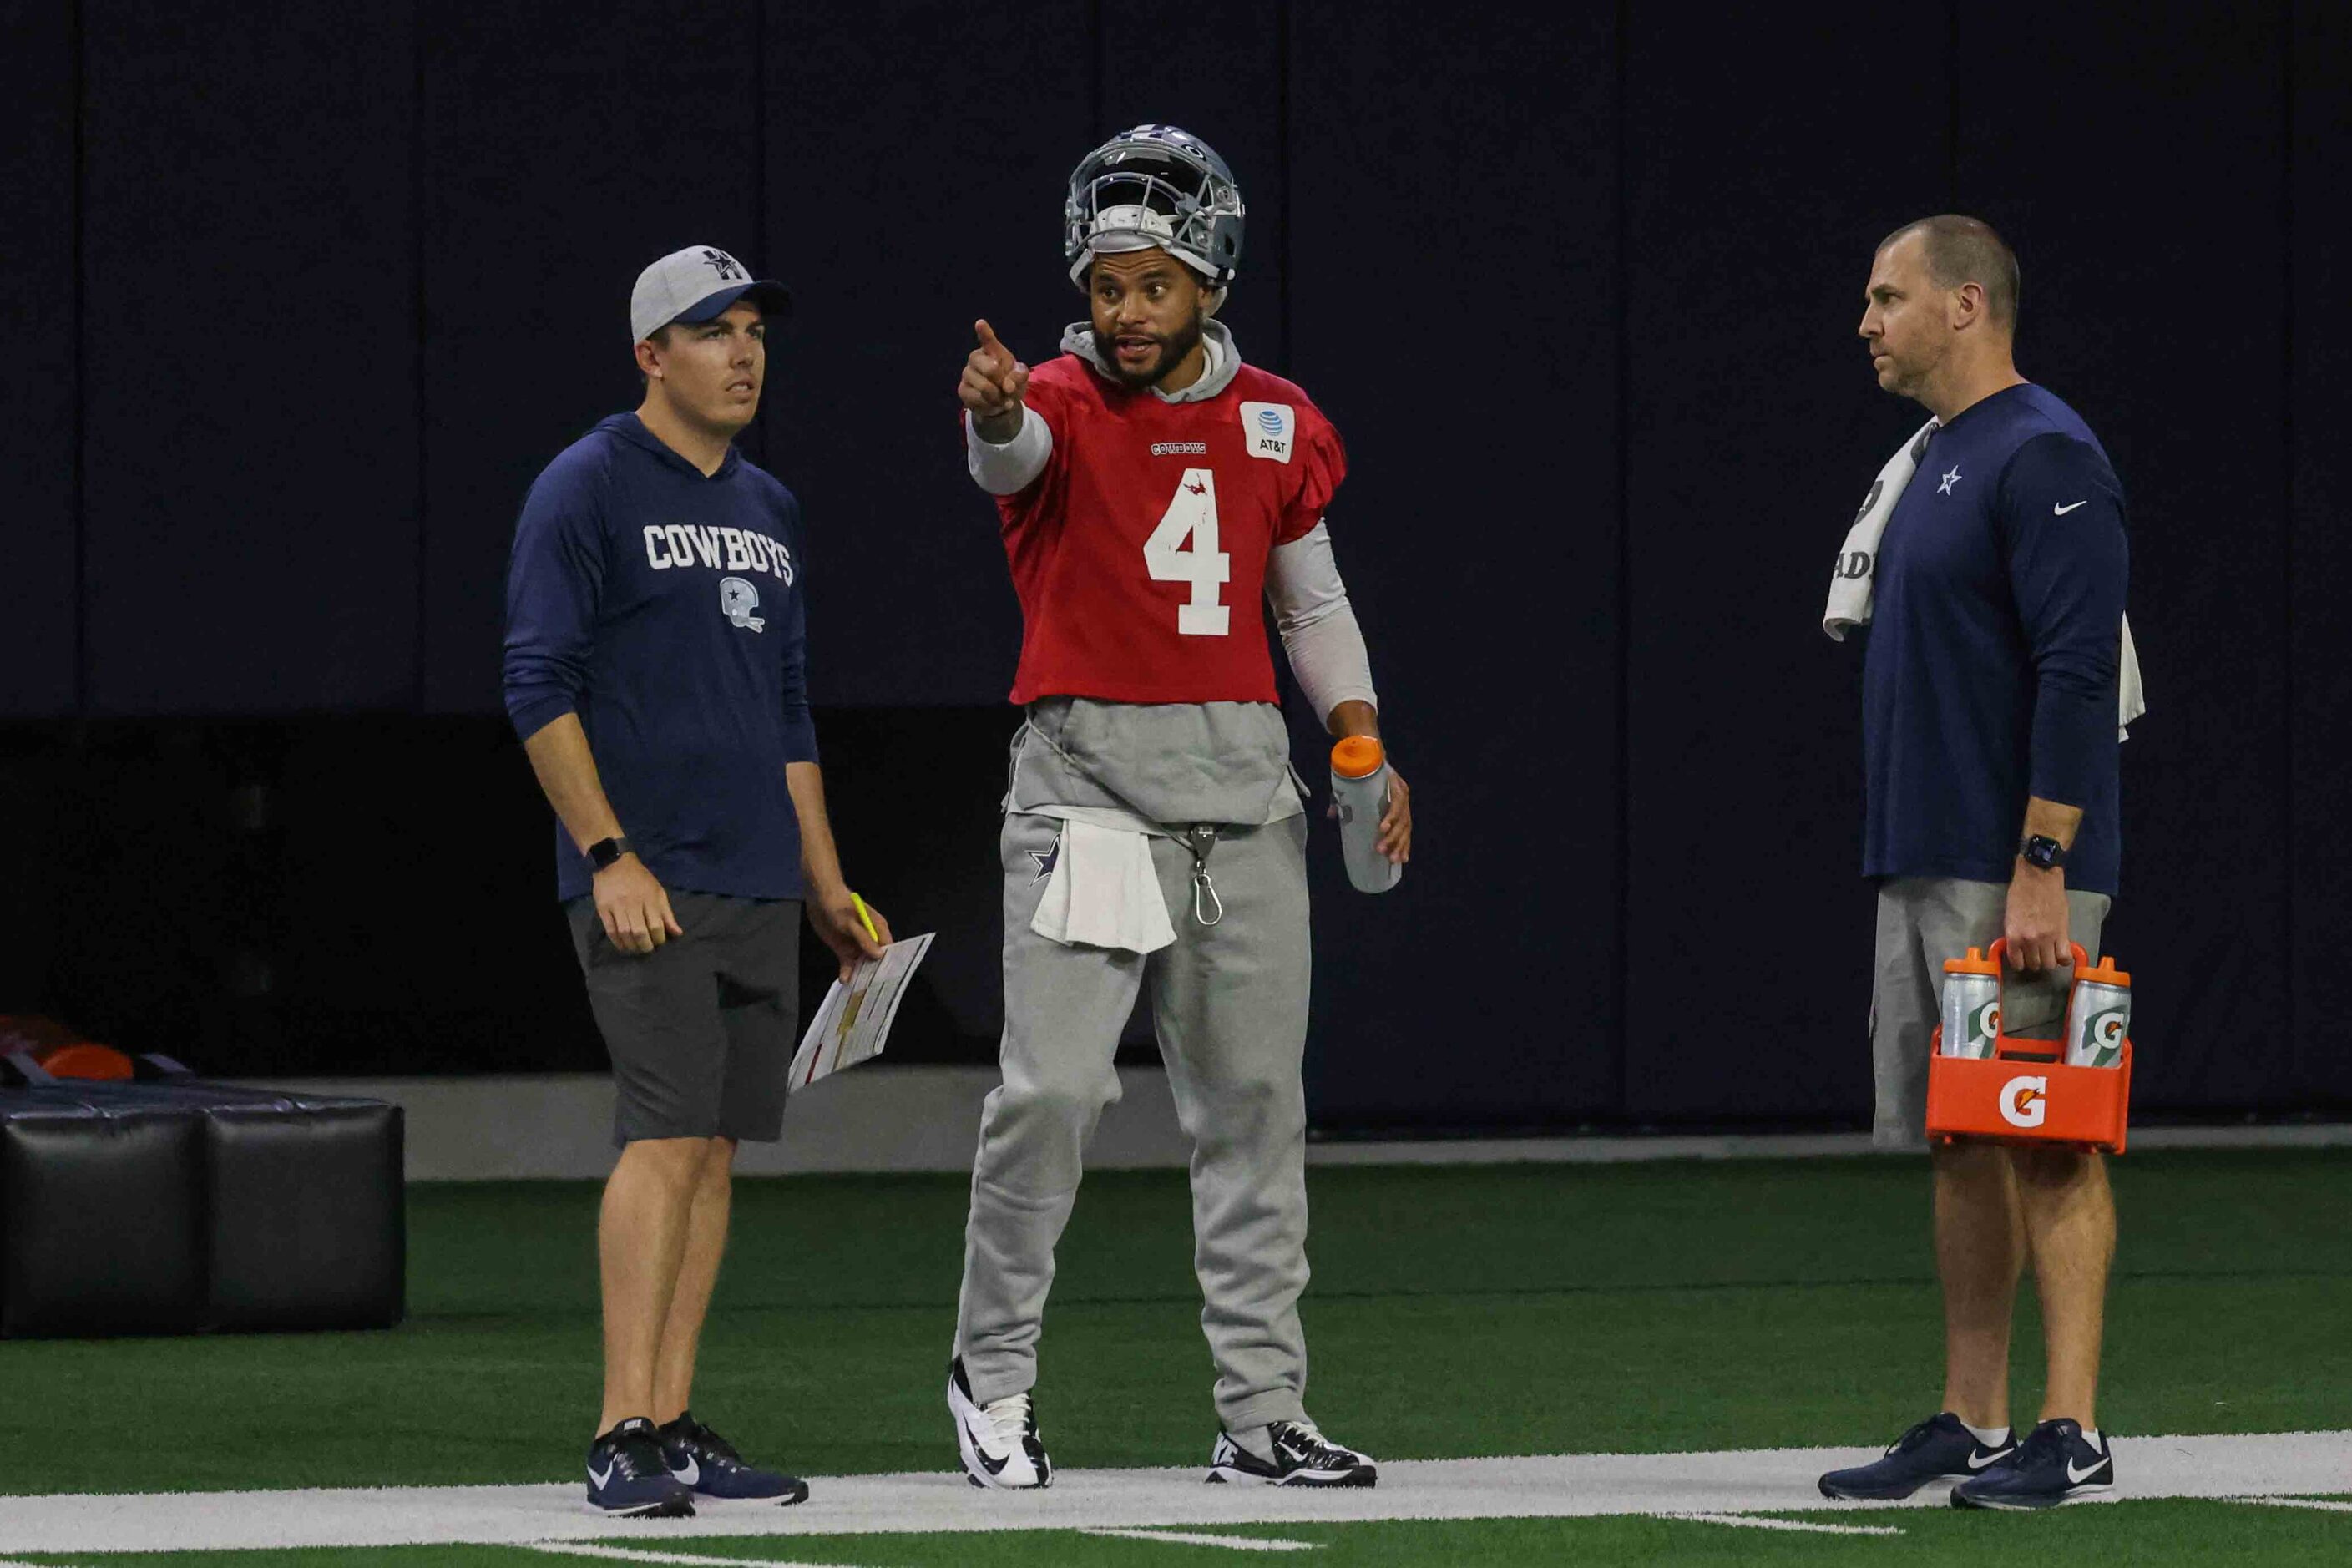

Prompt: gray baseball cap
[630,245,792,343]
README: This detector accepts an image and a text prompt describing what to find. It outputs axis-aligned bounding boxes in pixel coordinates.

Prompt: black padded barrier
[0,1055,404,1338]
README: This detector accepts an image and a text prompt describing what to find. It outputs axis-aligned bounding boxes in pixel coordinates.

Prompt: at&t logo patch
[1239,401,1294,463]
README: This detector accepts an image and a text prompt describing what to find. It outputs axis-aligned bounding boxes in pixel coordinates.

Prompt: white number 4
[1143,468,1231,635]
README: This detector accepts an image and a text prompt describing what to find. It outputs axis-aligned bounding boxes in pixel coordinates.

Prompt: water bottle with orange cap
[2065,955,2132,1069]
[1330,736,1401,893]
[1938,947,2003,1060]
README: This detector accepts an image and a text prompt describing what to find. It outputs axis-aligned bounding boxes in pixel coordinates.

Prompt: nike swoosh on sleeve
[2054,500,2090,514]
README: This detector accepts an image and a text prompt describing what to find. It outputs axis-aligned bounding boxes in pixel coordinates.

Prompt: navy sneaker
[1206,1420,1378,1488]
[1951,1418,2115,1510]
[658,1412,810,1505]
[587,1417,695,1517]
[1818,1412,2016,1500]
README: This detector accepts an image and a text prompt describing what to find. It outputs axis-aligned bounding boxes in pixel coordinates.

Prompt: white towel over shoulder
[1823,419,2146,740]
[1028,817,1177,954]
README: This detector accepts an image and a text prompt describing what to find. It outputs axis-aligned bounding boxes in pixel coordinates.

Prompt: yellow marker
[851,893,880,945]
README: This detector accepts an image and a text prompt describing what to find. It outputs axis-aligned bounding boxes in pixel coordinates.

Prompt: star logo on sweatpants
[1029,831,1063,883]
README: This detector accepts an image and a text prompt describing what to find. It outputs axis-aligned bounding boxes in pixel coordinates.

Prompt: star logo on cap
[700,248,744,281]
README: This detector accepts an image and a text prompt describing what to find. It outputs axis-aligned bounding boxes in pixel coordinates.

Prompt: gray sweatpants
[955,809,1313,1434]
[1871,877,2112,1151]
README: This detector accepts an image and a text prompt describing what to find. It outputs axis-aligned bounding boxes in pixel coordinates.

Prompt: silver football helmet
[1064,124,1246,290]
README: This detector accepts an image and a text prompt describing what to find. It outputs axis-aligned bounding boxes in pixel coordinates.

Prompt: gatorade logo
[1999,1075,2049,1130]
[2087,1009,2127,1068]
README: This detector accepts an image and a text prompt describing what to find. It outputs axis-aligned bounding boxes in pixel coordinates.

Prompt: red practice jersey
[993,353,1346,706]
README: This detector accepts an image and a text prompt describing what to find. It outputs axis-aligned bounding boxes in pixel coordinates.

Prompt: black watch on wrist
[586,835,634,872]
[2020,834,2067,873]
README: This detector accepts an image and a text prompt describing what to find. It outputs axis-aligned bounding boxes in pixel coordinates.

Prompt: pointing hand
[959,318,1029,433]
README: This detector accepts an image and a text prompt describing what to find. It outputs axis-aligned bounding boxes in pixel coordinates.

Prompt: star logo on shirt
[1938,465,1964,496]
[1029,831,1064,884]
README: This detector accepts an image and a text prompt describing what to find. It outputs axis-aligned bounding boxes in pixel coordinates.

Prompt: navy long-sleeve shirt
[1862,383,2127,896]
[503,413,818,903]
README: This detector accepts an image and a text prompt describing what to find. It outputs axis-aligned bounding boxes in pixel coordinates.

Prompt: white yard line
[2226,1495,2352,1514]
[4,1431,2347,1555]
[1662,1512,1904,1536]
[1080,1527,1321,1550]
[524,1547,863,1567]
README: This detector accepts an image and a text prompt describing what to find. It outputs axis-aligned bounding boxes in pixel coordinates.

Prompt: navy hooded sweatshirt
[1862,383,2127,896]
[503,413,817,903]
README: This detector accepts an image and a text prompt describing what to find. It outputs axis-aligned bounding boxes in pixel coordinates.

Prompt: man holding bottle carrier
[1818,216,2134,1510]
[942,124,1411,1490]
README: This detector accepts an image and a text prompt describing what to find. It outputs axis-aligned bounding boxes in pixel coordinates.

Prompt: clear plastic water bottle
[2065,955,2132,1068]
[1939,948,2002,1058]
[1330,736,1401,894]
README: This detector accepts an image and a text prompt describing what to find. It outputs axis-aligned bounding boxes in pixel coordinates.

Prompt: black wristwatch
[586,835,635,872]
[2019,834,2067,873]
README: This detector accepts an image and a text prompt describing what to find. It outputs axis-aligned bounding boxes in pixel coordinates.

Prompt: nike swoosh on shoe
[964,1418,1010,1476]
[670,1457,700,1486]
[1966,1447,2013,1470]
[2066,1455,2112,1484]
[588,1462,615,1490]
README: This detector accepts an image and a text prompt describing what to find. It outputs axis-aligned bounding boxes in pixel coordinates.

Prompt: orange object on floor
[30,1043,136,1081]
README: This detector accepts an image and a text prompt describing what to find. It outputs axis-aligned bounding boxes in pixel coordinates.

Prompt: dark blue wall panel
[1288,0,1621,1127]
[13,0,2340,1125]
[1959,2,2293,1110]
[757,0,1090,710]
[79,3,418,713]
[2289,0,2350,1103]
[417,0,764,713]
[0,3,78,717]
[1621,3,1949,1122]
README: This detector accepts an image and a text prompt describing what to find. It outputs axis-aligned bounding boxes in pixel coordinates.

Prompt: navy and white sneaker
[1206,1420,1378,1488]
[658,1411,810,1505]
[1951,1418,2115,1510]
[1818,1413,2016,1500]
[948,1357,1052,1490]
[587,1417,695,1516]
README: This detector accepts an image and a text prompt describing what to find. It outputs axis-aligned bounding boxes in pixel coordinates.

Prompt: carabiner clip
[1183,824,1224,928]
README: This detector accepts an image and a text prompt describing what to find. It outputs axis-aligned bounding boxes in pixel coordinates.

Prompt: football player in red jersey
[943,124,1410,1491]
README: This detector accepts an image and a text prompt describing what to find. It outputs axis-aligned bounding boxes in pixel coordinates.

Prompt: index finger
[974,318,1005,354]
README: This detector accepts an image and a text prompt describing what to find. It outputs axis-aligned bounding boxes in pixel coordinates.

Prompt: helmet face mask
[1065,124,1246,291]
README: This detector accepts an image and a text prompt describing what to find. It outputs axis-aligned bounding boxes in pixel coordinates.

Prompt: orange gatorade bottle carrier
[1924,940,2135,1154]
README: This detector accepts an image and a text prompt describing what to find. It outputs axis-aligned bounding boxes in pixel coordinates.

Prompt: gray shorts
[1870,877,2112,1151]
[565,891,801,1146]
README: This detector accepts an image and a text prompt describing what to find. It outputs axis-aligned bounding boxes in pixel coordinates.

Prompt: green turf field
[9,1501,2352,1568]
[5,1149,2349,1563]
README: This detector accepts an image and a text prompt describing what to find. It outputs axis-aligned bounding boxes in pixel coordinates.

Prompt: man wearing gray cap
[504,245,888,1517]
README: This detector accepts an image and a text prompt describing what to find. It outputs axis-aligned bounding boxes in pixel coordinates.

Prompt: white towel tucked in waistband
[1824,418,2147,741]
[1029,817,1177,954]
